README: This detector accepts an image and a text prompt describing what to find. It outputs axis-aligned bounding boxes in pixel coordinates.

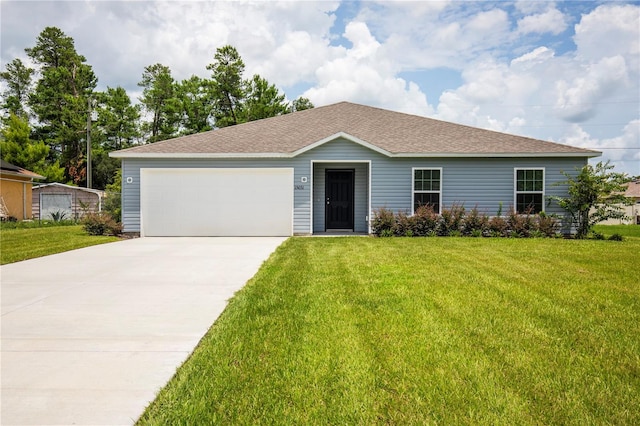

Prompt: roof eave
[392,151,601,158]
[0,170,46,179]
[112,151,601,159]
[32,182,105,195]
[109,138,601,159]
[109,152,294,159]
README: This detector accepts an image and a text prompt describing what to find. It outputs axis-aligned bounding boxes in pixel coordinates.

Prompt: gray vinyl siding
[120,136,588,234]
[371,157,583,217]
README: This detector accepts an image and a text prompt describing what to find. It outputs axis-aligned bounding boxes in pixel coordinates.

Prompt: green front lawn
[593,224,640,238]
[0,225,120,264]
[138,236,639,425]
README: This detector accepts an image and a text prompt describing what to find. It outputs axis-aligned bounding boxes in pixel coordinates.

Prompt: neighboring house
[32,182,104,221]
[599,180,640,225]
[627,181,640,224]
[110,102,600,237]
[0,159,45,220]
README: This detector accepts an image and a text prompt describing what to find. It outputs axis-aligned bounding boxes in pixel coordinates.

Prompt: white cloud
[468,9,509,33]
[303,21,433,116]
[344,21,381,59]
[253,31,334,87]
[517,8,568,35]
[561,121,640,176]
[513,0,551,15]
[554,55,630,122]
[511,46,555,68]
[560,123,598,150]
[574,3,640,69]
[350,3,513,71]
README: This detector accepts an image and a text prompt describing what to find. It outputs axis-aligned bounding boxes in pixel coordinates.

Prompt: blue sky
[1,1,639,175]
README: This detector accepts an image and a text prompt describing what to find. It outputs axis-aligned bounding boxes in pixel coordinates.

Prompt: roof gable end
[291,132,393,158]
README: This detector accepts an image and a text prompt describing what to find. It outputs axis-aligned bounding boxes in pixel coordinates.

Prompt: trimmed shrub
[394,211,417,237]
[438,204,465,236]
[488,216,508,237]
[371,208,395,237]
[462,207,488,236]
[82,213,123,236]
[413,205,439,236]
[507,208,535,238]
[370,205,563,239]
[380,229,394,238]
[536,212,560,237]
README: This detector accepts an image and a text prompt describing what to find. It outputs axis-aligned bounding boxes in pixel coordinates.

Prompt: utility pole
[87,97,92,189]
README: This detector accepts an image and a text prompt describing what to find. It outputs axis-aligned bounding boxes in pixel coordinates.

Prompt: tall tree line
[0,27,313,189]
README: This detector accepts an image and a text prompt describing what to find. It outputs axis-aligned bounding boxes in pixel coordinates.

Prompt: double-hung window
[515,168,544,214]
[413,168,442,213]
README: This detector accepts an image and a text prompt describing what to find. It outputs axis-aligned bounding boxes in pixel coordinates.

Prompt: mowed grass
[0,225,119,264]
[594,224,640,238]
[139,235,639,425]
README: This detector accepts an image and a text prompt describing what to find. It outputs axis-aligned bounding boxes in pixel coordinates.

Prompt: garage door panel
[141,168,293,236]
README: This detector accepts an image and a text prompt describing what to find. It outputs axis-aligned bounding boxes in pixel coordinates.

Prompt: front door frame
[325,169,355,231]
[309,160,372,234]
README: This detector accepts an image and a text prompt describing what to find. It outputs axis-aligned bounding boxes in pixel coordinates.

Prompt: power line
[477,100,639,107]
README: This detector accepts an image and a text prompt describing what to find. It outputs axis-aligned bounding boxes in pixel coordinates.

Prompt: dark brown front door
[325,170,354,230]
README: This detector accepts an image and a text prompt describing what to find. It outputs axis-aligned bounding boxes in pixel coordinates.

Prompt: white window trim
[412,167,443,214]
[514,167,545,213]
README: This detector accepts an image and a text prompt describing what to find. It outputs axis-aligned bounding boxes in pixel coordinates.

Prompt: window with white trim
[515,168,544,214]
[413,168,441,213]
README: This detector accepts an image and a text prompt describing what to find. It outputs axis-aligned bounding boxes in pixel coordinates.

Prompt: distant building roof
[111,101,601,159]
[625,181,640,199]
[32,182,105,196]
[0,159,45,179]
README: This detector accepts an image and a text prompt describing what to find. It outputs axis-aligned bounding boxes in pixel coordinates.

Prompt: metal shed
[32,183,104,220]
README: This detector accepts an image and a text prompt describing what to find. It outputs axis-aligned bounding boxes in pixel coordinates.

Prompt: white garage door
[140,168,293,236]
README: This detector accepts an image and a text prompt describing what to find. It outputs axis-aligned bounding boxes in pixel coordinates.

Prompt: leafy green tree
[207,45,245,127]
[95,86,141,150]
[25,26,97,184]
[138,63,180,142]
[289,96,314,112]
[0,58,34,119]
[176,75,214,135]
[102,168,122,222]
[241,74,288,122]
[549,161,632,238]
[90,146,120,190]
[0,114,64,181]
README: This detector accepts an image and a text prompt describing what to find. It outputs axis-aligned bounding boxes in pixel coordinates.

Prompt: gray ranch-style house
[110,102,600,237]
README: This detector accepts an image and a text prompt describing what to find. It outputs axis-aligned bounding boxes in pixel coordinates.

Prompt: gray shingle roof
[624,181,640,198]
[111,102,600,158]
[0,159,45,179]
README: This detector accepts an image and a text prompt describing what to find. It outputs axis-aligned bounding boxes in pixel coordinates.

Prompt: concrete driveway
[1,237,286,425]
